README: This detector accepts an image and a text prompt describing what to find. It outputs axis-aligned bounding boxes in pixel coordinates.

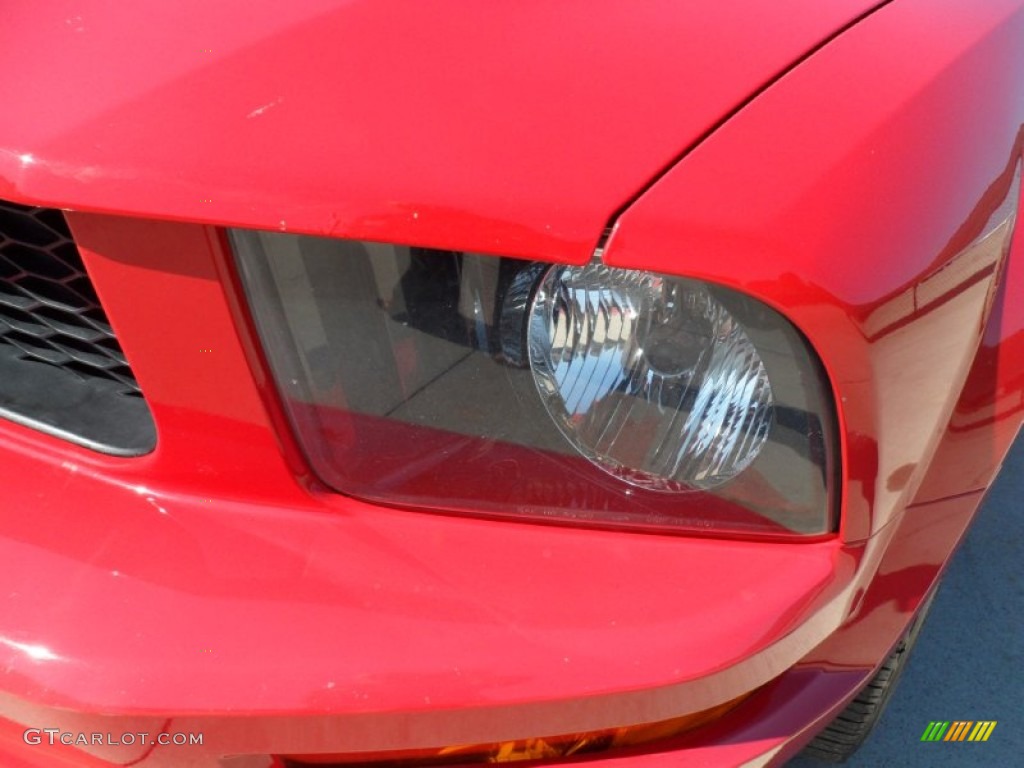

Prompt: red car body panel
[0,0,879,264]
[605,0,1024,541]
[0,0,1022,767]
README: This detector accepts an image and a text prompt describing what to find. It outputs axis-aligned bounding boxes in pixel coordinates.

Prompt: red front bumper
[0,451,990,767]
[2,0,1024,765]
[0,212,1017,765]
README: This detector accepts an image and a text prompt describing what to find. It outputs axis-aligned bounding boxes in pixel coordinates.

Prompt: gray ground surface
[789,433,1023,767]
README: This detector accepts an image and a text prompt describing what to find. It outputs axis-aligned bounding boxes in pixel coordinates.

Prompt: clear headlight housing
[232,232,837,536]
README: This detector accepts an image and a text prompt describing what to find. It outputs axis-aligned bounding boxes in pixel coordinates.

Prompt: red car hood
[0,1,880,263]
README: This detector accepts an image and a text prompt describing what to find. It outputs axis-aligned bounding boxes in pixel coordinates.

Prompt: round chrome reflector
[528,264,773,490]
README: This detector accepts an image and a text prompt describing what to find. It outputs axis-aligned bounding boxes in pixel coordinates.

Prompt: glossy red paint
[604,0,1024,541]
[915,211,1024,501]
[0,204,861,720]
[0,0,1021,767]
[0,1,879,264]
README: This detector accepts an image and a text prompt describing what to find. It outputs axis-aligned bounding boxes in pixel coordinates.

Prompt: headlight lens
[529,264,773,491]
[231,231,837,537]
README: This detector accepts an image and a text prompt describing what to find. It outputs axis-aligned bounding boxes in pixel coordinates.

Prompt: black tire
[800,588,938,763]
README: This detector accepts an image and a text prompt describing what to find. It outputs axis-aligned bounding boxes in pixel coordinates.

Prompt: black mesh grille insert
[0,200,155,454]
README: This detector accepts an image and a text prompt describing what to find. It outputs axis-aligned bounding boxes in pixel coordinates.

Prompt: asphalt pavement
[789,432,1023,767]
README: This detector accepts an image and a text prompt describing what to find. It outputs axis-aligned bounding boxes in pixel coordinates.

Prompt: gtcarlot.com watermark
[23,729,203,747]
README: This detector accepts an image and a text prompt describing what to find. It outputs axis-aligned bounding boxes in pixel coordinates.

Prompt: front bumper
[2,0,1023,765]
[0,215,1015,767]
[0,471,987,767]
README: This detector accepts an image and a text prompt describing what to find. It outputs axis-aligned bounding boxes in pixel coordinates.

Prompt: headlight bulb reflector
[528,264,773,490]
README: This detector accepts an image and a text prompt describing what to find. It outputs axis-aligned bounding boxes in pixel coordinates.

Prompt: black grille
[0,201,140,395]
[0,200,155,454]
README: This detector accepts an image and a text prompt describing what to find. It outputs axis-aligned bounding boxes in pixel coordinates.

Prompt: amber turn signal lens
[284,692,749,766]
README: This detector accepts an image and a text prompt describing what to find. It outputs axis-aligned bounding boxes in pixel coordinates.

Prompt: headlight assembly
[231,231,837,537]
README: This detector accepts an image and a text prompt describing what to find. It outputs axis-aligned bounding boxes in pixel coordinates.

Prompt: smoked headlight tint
[231,231,837,536]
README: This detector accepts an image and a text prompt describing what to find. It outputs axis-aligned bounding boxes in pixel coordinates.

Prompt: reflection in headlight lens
[529,264,773,490]
[231,230,836,536]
